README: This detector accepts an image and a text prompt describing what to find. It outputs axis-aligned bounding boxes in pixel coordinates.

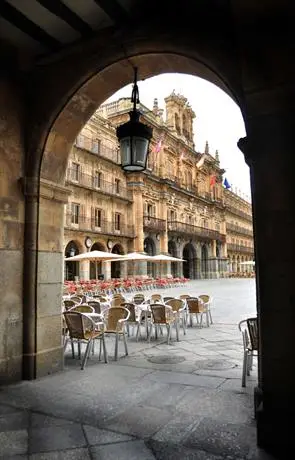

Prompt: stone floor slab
[0,429,28,457]
[29,424,86,454]
[144,370,225,389]
[83,425,134,445]
[90,440,155,460]
[29,447,91,459]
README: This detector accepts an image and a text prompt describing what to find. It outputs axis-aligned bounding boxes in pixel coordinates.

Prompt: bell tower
[164,90,195,148]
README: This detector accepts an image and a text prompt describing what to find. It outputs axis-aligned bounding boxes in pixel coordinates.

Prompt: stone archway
[144,237,156,277]
[64,241,80,281]
[201,244,209,279]
[168,239,179,277]
[23,47,245,380]
[183,243,196,279]
[89,242,107,280]
[111,244,125,279]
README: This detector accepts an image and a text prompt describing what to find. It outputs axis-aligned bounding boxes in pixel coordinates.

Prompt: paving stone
[83,425,134,445]
[0,429,28,457]
[29,424,86,454]
[105,405,172,438]
[90,440,155,459]
[30,413,75,428]
[0,411,29,431]
[29,448,91,459]
[151,413,203,444]
[144,370,225,389]
[0,404,24,415]
[147,439,227,459]
[184,418,257,457]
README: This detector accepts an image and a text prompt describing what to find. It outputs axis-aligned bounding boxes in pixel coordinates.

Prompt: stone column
[79,259,89,280]
[238,110,295,456]
[35,179,71,378]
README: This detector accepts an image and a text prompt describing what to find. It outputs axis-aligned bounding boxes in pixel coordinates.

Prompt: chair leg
[136,323,140,341]
[78,341,81,359]
[99,338,102,361]
[81,340,92,370]
[242,350,248,387]
[182,316,186,335]
[206,310,210,327]
[123,332,128,356]
[167,324,171,344]
[101,335,108,363]
[114,333,119,361]
[176,321,179,341]
[209,309,213,324]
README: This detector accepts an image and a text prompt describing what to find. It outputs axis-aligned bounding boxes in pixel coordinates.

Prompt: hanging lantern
[117,67,153,171]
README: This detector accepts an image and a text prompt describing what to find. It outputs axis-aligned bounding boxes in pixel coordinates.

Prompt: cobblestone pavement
[0,279,276,459]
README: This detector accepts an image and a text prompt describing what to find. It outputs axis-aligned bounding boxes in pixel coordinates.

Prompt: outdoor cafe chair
[63,311,108,369]
[121,302,142,340]
[69,295,82,304]
[63,299,76,311]
[238,317,258,387]
[87,300,101,314]
[132,293,145,305]
[186,298,205,327]
[103,306,130,360]
[165,298,186,335]
[150,293,163,303]
[198,294,213,326]
[149,304,178,344]
[69,304,95,314]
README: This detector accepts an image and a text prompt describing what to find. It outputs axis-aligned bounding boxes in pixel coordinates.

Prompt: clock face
[85,238,92,248]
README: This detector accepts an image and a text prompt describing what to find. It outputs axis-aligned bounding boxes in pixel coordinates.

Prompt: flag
[223,177,231,189]
[210,175,216,187]
[196,154,205,169]
[153,137,163,154]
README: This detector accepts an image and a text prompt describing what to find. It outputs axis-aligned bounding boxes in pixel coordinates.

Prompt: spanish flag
[210,175,216,187]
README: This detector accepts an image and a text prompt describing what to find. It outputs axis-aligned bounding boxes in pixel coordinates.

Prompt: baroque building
[64,92,254,280]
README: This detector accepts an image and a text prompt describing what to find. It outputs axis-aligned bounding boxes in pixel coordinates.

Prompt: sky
[104,73,251,198]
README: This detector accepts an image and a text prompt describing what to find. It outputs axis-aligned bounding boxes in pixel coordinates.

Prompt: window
[71,203,80,224]
[115,178,120,194]
[92,138,101,154]
[114,213,121,231]
[76,134,84,148]
[169,209,176,221]
[94,208,102,227]
[147,204,153,218]
[93,171,102,189]
[71,163,80,182]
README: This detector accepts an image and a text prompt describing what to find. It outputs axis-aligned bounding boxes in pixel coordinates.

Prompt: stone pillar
[127,176,144,252]
[79,259,89,280]
[35,179,71,378]
[238,110,295,456]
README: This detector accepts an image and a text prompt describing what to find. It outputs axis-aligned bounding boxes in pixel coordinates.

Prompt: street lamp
[116,67,153,171]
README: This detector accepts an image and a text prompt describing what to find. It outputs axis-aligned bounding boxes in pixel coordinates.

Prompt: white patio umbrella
[64,250,124,280]
[239,260,255,266]
[151,254,186,262]
[111,252,154,277]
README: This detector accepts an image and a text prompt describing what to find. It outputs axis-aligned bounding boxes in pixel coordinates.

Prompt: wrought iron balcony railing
[227,243,254,254]
[226,222,253,236]
[226,205,252,222]
[66,169,133,201]
[167,220,226,242]
[143,215,166,232]
[65,214,135,238]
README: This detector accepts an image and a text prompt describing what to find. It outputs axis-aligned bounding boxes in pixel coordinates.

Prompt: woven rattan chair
[163,296,174,303]
[69,304,95,314]
[63,299,76,310]
[150,293,163,303]
[198,294,213,326]
[165,298,186,335]
[63,311,108,369]
[186,298,205,327]
[238,317,258,387]
[132,293,145,305]
[70,295,82,304]
[104,306,130,360]
[149,304,177,344]
[121,302,142,340]
[87,300,101,314]
[111,294,126,307]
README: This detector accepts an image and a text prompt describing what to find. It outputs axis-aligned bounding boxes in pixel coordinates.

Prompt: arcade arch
[64,240,80,281]
[90,241,107,280]
[182,242,197,279]
[144,236,156,278]
[111,243,125,279]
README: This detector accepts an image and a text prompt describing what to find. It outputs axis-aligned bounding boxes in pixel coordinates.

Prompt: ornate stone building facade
[64,93,254,280]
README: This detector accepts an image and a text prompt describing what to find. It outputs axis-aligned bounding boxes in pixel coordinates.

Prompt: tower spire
[215,149,220,165]
[205,141,209,155]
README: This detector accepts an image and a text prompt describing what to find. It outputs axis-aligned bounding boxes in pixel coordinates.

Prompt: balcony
[65,214,135,238]
[75,136,120,164]
[226,223,253,236]
[227,243,254,254]
[167,220,226,242]
[66,169,133,201]
[143,215,166,232]
[226,205,252,222]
